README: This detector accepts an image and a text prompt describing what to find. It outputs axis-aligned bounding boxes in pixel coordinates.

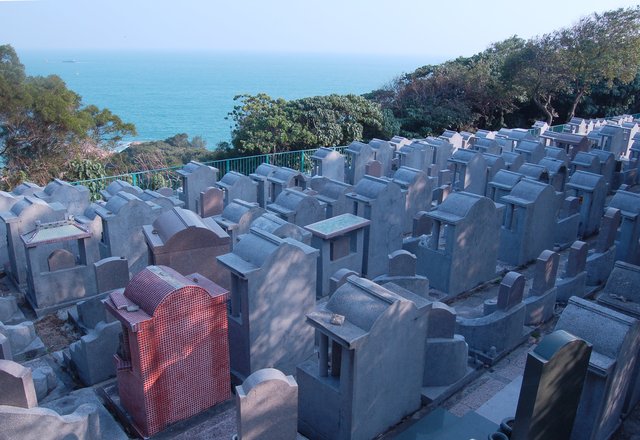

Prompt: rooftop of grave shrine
[1,114,640,439]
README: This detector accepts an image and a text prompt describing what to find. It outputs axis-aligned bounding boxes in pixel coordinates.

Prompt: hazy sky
[1,0,639,57]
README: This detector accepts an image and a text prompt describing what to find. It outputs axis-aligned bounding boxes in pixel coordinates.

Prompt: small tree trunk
[567,90,585,122]
[533,95,554,125]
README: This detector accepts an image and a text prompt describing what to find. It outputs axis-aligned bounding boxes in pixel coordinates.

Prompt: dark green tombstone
[512,330,592,440]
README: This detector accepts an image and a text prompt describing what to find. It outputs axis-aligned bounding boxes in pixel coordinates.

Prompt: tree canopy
[228,93,392,155]
[0,44,136,186]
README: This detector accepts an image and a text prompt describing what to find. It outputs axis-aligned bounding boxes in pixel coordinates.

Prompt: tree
[503,35,570,124]
[0,45,136,186]
[228,93,387,154]
[558,7,640,120]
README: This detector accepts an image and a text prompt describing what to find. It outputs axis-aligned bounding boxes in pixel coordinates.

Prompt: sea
[20,50,439,149]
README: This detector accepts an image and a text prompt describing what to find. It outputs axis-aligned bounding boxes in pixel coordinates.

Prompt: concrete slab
[476,376,522,424]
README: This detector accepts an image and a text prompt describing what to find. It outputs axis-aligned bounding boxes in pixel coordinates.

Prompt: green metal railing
[72,146,348,193]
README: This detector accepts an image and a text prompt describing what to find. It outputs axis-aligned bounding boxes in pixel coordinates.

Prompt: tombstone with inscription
[373,250,430,298]
[267,188,325,227]
[609,190,640,265]
[177,161,219,212]
[310,147,345,181]
[268,167,308,201]
[217,228,318,378]
[304,213,370,298]
[297,276,430,440]
[235,368,298,440]
[213,199,265,246]
[309,176,353,218]
[511,330,592,440]
[249,163,279,207]
[104,266,230,438]
[34,179,91,217]
[555,297,640,440]
[217,171,258,205]
[392,166,433,234]
[523,250,559,325]
[1,197,67,287]
[415,192,501,297]
[448,149,487,195]
[22,219,98,315]
[566,171,607,237]
[250,212,312,245]
[144,207,231,289]
[344,141,375,185]
[347,176,404,278]
[95,192,163,275]
[499,179,557,266]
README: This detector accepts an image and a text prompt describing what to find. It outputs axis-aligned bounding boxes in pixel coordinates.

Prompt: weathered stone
[0,359,37,408]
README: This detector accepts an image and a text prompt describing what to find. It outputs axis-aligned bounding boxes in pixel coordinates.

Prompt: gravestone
[99,180,143,201]
[514,140,545,164]
[487,170,524,202]
[95,192,163,275]
[68,320,122,386]
[554,196,581,251]
[512,330,592,440]
[609,190,640,265]
[538,157,568,192]
[0,359,37,408]
[369,138,395,177]
[267,188,325,227]
[566,171,607,237]
[0,321,45,361]
[498,179,557,266]
[448,149,487,195]
[22,219,98,316]
[347,176,405,278]
[555,241,588,302]
[1,196,67,287]
[144,207,231,289]
[501,151,525,171]
[482,153,507,195]
[217,228,318,378]
[177,161,219,213]
[235,368,298,440]
[596,261,640,319]
[524,250,559,325]
[309,176,354,218]
[217,171,258,205]
[570,152,601,175]
[0,333,11,360]
[310,147,345,181]
[423,302,470,397]
[587,207,621,285]
[268,167,308,201]
[373,250,430,298]
[364,159,382,177]
[304,213,370,298]
[415,192,501,297]
[297,276,430,440]
[35,179,91,217]
[392,166,433,235]
[250,213,312,245]
[213,199,265,246]
[344,141,375,185]
[456,272,528,364]
[249,163,279,207]
[138,189,184,211]
[555,297,640,440]
[104,267,230,438]
[199,186,225,217]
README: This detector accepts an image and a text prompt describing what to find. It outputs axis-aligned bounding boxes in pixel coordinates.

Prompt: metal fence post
[299,150,305,172]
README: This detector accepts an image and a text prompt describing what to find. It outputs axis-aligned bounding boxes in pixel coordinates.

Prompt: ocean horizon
[19,50,443,149]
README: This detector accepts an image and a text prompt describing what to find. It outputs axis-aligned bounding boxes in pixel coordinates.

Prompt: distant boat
[62,59,78,63]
